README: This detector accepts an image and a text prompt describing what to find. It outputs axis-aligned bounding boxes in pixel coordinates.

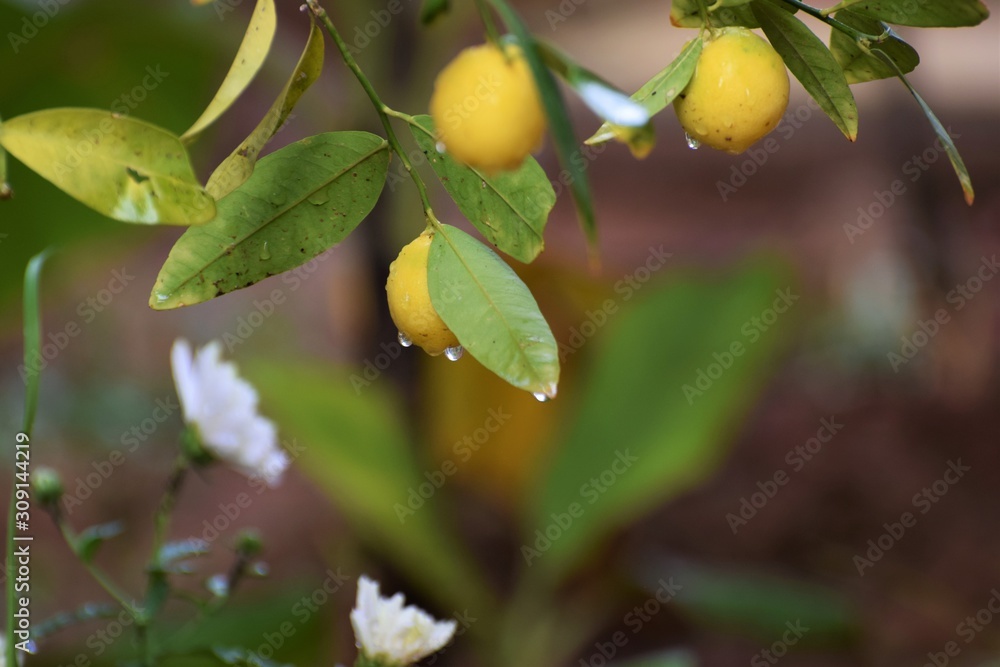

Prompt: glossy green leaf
[612,651,697,667]
[151,132,388,309]
[0,109,215,225]
[420,0,450,24]
[536,41,649,128]
[410,116,552,263]
[829,10,918,83]
[248,359,494,616]
[528,261,792,578]
[644,559,857,642]
[488,0,598,255]
[831,0,988,27]
[752,0,859,141]
[182,0,277,141]
[670,0,793,28]
[429,224,560,397]
[587,37,702,152]
[207,21,325,199]
[75,522,124,564]
[872,51,974,204]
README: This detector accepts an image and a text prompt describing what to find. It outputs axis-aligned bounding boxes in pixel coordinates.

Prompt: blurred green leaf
[429,224,560,397]
[536,41,649,130]
[752,0,858,141]
[249,360,494,616]
[75,521,125,563]
[158,538,211,566]
[151,132,388,309]
[411,116,552,263]
[829,10,918,83]
[0,109,216,225]
[207,21,325,199]
[488,0,598,257]
[832,0,989,27]
[613,650,698,667]
[182,0,277,141]
[645,559,858,643]
[20,251,49,433]
[528,260,792,578]
[420,0,450,24]
[871,51,974,204]
[587,37,703,156]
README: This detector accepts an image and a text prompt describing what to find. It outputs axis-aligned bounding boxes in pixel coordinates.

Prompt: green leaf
[158,538,210,567]
[832,0,989,27]
[587,37,703,154]
[752,0,859,141]
[429,224,560,398]
[410,116,553,263]
[535,41,649,129]
[528,260,792,579]
[648,559,858,643]
[488,0,598,257]
[0,109,216,225]
[829,10,918,83]
[182,0,277,141]
[871,51,974,204]
[207,21,325,199]
[670,0,793,28]
[20,251,49,434]
[0,114,10,200]
[248,359,494,616]
[75,522,124,564]
[151,132,388,309]
[420,0,450,24]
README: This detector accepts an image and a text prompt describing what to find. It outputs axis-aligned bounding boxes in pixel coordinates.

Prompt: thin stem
[473,0,503,45]
[52,516,138,617]
[777,0,887,44]
[150,458,187,563]
[305,0,441,229]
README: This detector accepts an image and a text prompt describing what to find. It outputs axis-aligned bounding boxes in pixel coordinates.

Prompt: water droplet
[533,392,550,402]
[481,180,487,189]
[444,345,463,361]
[398,331,413,347]
[207,574,229,597]
[259,241,271,261]
[684,133,701,150]
[155,293,170,303]
[435,141,447,154]
[666,87,676,97]
[722,117,735,129]
[308,191,329,205]
[533,383,558,402]
[251,561,270,577]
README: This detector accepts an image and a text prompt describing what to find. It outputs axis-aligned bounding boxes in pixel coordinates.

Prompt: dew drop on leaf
[435,141,446,154]
[398,331,413,347]
[533,392,551,402]
[259,241,272,261]
[444,345,463,361]
[684,133,701,150]
[307,191,329,206]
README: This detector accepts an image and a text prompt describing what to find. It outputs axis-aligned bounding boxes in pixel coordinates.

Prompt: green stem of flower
[305,0,442,230]
[150,457,187,562]
[52,516,137,618]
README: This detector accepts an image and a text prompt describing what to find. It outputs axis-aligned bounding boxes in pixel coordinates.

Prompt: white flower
[171,339,289,486]
[350,575,457,666]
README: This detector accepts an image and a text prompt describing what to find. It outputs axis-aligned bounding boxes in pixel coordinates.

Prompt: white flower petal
[351,575,457,666]
[170,339,288,485]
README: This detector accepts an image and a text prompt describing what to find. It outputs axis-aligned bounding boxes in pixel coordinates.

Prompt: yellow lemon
[430,43,546,172]
[386,232,459,356]
[674,27,789,155]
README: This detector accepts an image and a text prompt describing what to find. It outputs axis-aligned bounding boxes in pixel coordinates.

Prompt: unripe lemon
[674,27,789,155]
[386,232,459,356]
[430,43,546,172]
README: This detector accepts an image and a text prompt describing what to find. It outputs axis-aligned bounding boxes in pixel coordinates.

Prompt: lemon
[386,232,459,356]
[430,43,546,172]
[674,27,789,155]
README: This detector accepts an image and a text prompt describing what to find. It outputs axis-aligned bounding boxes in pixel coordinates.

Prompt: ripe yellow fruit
[430,43,546,172]
[674,27,789,155]
[386,232,459,356]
